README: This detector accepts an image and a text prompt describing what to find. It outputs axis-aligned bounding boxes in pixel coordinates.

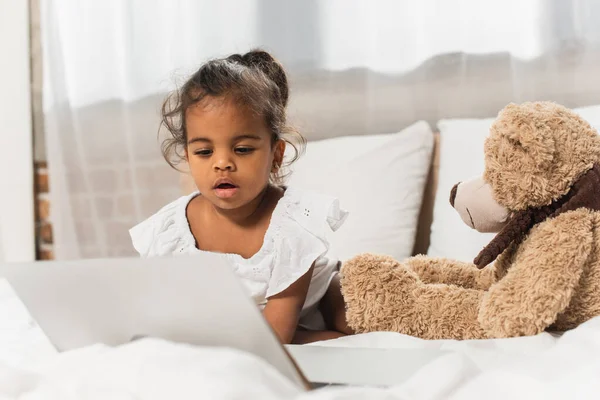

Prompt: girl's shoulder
[127,186,349,261]
[129,191,199,257]
[262,186,348,298]
[275,186,348,238]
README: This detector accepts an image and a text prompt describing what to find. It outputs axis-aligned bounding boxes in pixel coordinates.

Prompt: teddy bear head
[450,101,600,235]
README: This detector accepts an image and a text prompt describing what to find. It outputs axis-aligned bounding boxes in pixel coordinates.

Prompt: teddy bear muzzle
[451,176,510,233]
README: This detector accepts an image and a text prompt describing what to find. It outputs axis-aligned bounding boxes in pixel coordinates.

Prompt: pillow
[572,104,600,128]
[285,121,434,262]
[427,118,496,261]
[428,104,600,262]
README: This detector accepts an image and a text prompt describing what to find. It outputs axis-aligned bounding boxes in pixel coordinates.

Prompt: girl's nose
[213,156,234,171]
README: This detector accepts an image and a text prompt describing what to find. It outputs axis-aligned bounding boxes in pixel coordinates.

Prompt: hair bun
[242,50,275,66]
[242,49,289,107]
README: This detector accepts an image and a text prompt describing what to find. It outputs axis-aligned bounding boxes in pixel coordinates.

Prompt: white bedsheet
[2,278,600,400]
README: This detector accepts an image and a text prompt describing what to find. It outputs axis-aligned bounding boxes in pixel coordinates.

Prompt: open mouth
[215,183,237,189]
[213,180,239,199]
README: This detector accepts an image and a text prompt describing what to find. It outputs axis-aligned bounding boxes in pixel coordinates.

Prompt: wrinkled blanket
[2,278,599,399]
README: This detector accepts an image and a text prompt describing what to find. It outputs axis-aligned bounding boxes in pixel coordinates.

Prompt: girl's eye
[235,147,254,154]
[194,149,212,156]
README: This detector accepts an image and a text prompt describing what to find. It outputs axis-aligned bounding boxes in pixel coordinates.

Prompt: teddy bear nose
[449,182,460,207]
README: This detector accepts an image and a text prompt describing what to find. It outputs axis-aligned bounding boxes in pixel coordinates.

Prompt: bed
[4,57,600,397]
[2,282,600,399]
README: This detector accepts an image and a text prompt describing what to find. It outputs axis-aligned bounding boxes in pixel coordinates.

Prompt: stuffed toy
[340,101,600,340]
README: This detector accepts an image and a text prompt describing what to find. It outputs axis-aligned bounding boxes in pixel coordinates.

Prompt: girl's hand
[262,265,314,344]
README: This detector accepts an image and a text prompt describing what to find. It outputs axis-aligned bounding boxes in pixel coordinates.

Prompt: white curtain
[42,0,600,260]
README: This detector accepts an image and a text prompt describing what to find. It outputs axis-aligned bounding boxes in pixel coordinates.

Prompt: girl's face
[185,96,285,211]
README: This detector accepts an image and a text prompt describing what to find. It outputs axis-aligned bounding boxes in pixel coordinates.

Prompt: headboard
[412,132,439,256]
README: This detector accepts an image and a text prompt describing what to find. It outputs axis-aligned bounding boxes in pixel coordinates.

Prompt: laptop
[1,255,453,389]
[285,344,450,387]
[0,254,309,389]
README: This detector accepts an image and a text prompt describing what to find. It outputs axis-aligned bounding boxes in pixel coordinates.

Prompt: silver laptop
[0,254,309,389]
[286,345,450,387]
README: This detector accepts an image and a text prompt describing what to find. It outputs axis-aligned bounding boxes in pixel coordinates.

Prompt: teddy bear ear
[490,103,556,170]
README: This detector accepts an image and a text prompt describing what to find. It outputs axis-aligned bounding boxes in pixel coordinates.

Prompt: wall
[0,0,35,262]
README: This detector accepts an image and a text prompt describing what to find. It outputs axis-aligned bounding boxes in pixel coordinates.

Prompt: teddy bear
[340,101,600,340]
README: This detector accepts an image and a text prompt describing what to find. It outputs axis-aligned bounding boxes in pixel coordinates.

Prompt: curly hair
[160,49,305,184]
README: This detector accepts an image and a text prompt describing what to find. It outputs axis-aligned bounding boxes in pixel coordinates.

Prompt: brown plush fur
[340,101,600,339]
[475,163,600,268]
[485,102,600,211]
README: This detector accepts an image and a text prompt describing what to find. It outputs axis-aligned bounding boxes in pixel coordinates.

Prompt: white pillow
[572,104,600,128]
[427,118,496,262]
[428,104,600,262]
[286,121,434,262]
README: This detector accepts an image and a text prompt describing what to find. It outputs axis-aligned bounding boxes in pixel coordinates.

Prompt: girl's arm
[262,265,314,344]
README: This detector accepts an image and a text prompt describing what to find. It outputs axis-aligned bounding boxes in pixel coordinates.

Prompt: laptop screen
[0,255,309,389]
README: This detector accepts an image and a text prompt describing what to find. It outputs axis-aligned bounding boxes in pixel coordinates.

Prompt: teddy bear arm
[404,255,496,290]
[479,210,593,338]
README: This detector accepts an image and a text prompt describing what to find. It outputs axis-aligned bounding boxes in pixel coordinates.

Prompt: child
[129,50,353,344]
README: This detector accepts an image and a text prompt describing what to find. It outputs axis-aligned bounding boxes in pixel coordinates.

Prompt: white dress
[129,186,348,330]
